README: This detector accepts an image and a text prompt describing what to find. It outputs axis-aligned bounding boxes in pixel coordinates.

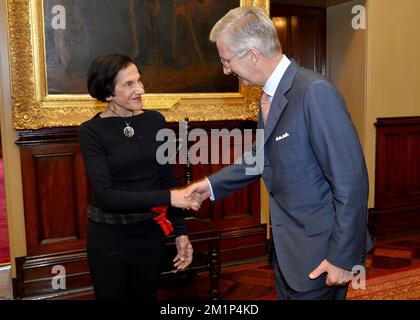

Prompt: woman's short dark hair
[87,53,135,102]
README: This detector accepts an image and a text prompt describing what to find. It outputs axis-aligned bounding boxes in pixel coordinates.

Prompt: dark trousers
[87,219,166,300]
[272,249,348,300]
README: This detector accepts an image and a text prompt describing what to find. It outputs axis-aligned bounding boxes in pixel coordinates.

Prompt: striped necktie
[260,91,271,127]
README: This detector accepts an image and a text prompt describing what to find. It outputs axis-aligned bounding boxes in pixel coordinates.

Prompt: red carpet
[254,267,420,300]
[0,158,10,264]
[347,266,420,300]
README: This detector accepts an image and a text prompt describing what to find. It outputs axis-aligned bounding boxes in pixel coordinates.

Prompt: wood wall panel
[370,117,420,238]
[381,133,403,202]
[375,119,420,209]
[18,139,88,256]
[36,153,78,242]
[407,133,420,195]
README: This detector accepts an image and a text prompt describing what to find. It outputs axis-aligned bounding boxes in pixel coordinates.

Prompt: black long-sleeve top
[78,109,187,235]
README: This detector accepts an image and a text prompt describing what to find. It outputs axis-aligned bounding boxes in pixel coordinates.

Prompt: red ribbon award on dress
[151,206,174,236]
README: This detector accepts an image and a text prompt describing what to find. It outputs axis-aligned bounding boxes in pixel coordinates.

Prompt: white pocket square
[276,132,290,141]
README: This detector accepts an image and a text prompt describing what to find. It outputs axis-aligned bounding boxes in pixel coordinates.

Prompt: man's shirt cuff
[205,177,215,201]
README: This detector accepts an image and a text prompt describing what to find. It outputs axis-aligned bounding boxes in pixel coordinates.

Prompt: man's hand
[173,235,193,270]
[184,178,212,201]
[309,259,354,286]
[170,189,202,211]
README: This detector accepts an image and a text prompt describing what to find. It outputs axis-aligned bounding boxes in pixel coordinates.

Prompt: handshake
[170,178,211,211]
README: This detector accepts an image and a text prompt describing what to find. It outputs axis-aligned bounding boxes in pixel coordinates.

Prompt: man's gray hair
[209,6,281,58]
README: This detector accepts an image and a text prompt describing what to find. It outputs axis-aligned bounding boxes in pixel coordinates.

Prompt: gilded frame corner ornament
[7,0,269,130]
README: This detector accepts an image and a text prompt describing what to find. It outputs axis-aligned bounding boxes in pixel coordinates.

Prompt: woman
[79,53,200,300]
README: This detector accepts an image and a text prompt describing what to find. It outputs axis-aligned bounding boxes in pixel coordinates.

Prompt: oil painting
[43,0,239,94]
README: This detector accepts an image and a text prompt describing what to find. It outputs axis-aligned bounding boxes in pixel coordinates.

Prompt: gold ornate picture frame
[7,0,269,129]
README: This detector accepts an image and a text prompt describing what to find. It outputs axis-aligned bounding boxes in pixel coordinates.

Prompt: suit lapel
[264,61,299,145]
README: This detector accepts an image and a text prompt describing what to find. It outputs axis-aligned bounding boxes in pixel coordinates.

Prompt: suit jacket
[208,60,372,292]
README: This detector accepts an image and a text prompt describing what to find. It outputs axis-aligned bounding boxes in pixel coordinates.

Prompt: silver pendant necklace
[108,107,135,138]
[123,124,135,138]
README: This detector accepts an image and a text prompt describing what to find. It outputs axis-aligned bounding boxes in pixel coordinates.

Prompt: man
[184,6,372,300]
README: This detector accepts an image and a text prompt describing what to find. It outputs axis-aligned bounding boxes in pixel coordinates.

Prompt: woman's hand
[173,235,193,270]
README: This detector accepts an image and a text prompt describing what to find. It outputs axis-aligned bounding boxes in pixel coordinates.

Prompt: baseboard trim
[221,255,268,268]
[21,286,94,300]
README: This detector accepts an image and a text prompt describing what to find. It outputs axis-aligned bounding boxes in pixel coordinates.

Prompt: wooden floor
[158,232,420,300]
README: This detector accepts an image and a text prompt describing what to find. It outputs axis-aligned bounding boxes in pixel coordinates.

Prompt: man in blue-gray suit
[185,6,372,300]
